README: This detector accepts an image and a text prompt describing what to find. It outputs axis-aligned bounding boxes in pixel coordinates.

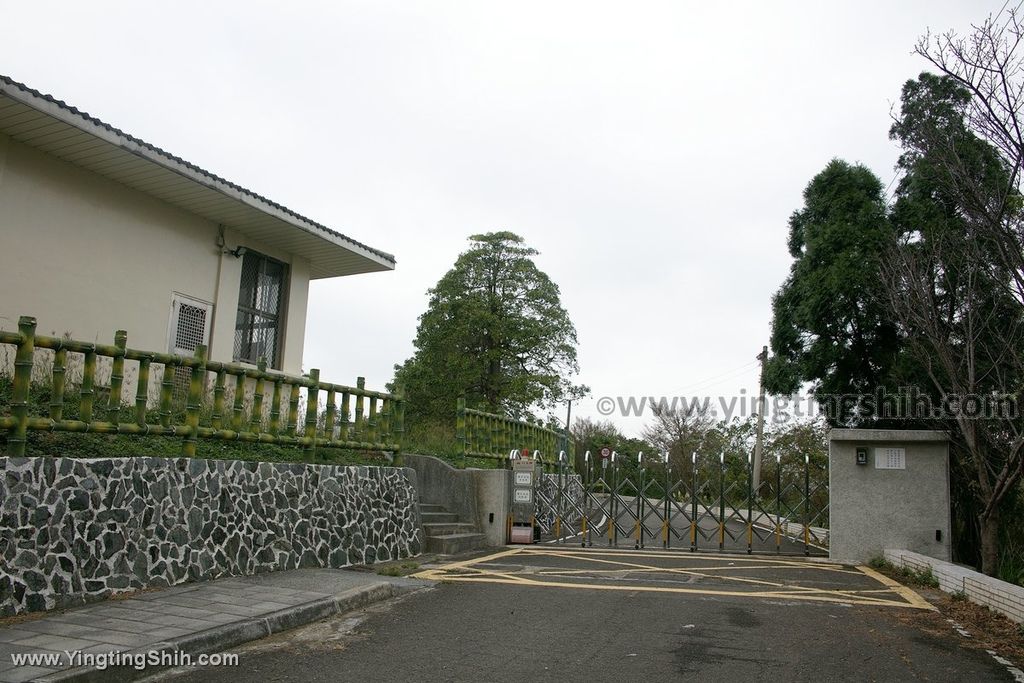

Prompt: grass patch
[402,420,503,470]
[375,561,420,577]
[869,556,941,588]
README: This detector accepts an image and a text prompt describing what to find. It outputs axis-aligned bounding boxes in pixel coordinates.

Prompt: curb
[35,582,413,683]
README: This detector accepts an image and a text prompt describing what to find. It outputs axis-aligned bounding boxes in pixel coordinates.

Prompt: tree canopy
[393,232,587,424]
[766,66,1024,575]
[764,159,901,424]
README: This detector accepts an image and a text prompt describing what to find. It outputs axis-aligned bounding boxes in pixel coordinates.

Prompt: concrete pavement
[0,568,424,683]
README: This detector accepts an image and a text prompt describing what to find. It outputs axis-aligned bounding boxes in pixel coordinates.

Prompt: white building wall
[0,134,309,375]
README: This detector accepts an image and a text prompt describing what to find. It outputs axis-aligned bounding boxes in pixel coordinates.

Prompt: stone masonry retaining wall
[0,456,421,616]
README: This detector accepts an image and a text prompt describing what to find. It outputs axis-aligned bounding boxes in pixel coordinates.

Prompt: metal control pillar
[509,452,538,544]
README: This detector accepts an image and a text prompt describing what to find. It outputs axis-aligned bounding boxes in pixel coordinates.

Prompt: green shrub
[869,556,940,588]
[402,419,502,470]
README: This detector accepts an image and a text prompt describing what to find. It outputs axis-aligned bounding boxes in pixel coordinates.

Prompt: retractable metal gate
[534,450,829,556]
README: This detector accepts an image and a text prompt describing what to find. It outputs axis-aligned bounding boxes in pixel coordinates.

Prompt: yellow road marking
[496,553,909,603]
[413,547,932,609]
[518,546,848,569]
[413,570,924,608]
[856,564,936,611]
[518,547,863,577]
[484,566,915,603]
[516,552,823,592]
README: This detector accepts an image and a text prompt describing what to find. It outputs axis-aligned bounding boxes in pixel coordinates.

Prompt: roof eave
[0,77,396,277]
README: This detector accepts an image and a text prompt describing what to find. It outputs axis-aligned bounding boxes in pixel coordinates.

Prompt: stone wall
[0,456,421,616]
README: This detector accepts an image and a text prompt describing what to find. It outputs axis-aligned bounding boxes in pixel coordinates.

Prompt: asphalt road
[164,548,1011,682]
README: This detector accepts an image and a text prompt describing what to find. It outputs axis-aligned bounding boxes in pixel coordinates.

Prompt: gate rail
[535,448,829,556]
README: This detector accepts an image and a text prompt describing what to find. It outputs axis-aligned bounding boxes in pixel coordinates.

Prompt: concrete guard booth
[829,429,951,565]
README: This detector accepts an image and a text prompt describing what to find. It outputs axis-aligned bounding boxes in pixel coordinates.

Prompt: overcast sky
[0,1,999,435]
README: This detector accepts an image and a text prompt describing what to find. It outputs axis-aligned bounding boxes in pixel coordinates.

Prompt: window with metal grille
[169,295,212,355]
[168,294,213,398]
[234,250,287,368]
[175,303,207,352]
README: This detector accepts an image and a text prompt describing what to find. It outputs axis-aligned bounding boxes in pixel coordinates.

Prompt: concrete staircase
[420,503,487,555]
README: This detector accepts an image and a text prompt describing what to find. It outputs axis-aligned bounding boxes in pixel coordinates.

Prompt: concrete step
[426,532,488,555]
[422,522,478,537]
[419,503,448,514]
[420,511,460,524]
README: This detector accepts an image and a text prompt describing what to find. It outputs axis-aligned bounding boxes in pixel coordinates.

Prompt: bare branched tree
[876,3,1024,575]
[640,403,717,473]
[916,3,1024,306]
[883,219,1024,573]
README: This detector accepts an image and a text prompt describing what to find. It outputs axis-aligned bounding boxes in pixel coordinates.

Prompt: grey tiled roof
[0,74,395,265]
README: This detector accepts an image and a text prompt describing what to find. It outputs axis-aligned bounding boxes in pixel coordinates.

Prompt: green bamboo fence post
[287,381,300,437]
[393,384,406,465]
[269,378,283,436]
[325,387,337,442]
[378,399,389,450]
[250,358,266,434]
[456,397,467,463]
[380,399,391,446]
[478,413,485,459]
[367,396,378,448]
[479,414,486,460]
[50,346,66,422]
[159,362,174,428]
[465,411,473,460]
[107,330,127,424]
[340,391,351,443]
[181,344,206,457]
[211,369,226,430]
[231,372,245,432]
[80,347,97,424]
[354,377,365,443]
[8,316,36,456]
[135,355,151,426]
[491,417,499,460]
[304,369,319,451]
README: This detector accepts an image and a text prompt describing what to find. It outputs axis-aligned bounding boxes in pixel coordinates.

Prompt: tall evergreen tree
[764,160,901,424]
[394,232,586,423]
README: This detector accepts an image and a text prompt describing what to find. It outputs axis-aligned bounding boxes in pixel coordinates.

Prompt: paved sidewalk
[0,569,425,683]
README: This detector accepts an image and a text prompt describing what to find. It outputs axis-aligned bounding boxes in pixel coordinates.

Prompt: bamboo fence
[455,397,574,471]
[0,316,404,459]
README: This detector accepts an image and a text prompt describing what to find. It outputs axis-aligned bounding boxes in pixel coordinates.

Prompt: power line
[673,360,760,395]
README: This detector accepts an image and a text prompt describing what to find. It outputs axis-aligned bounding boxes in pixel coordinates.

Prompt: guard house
[829,429,951,565]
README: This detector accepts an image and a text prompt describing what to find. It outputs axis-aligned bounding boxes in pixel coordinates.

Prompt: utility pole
[752,345,768,491]
[564,399,572,454]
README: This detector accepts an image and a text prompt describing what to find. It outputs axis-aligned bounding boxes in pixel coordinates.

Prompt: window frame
[233,249,289,369]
